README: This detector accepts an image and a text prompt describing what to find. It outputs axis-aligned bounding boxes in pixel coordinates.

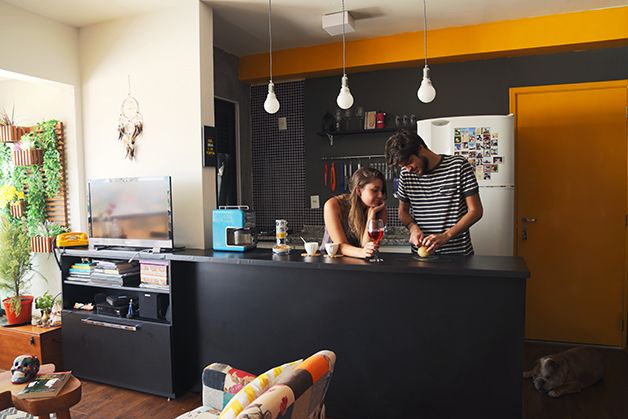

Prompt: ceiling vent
[322,11,355,36]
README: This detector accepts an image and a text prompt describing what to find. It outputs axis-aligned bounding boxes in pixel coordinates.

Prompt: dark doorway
[214,98,238,207]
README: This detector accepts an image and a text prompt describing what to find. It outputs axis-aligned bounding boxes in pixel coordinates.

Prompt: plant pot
[2,296,34,325]
[10,201,25,218]
[0,125,26,143]
[12,148,43,166]
[31,236,55,253]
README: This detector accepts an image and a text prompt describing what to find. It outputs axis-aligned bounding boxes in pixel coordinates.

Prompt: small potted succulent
[0,183,26,218]
[0,107,26,143]
[35,291,60,327]
[31,221,67,253]
[0,217,35,325]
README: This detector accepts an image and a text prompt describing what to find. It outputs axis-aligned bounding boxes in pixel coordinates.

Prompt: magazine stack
[139,260,169,291]
[91,260,140,287]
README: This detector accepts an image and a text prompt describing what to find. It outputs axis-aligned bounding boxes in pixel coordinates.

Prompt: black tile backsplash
[251,80,402,233]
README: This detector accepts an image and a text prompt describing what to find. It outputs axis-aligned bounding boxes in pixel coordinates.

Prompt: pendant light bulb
[336,75,354,109]
[264,0,279,114]
[264,81,280,114]
[417,65,436,103]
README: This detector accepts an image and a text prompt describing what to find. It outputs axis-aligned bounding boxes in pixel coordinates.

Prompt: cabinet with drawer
[59,249,196,398]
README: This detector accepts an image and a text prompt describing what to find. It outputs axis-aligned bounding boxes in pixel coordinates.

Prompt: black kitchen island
[172,249,529,419]
[60,248,528,418]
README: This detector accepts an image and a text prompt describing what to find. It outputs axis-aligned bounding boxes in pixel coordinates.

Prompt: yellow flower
[0,184,24,207]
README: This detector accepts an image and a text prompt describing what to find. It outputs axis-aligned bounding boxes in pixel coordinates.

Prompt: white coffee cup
[304,242,319,256]
[325,242,339,256]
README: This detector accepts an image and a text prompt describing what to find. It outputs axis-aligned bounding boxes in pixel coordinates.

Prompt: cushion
[219,359,301,419]
[175,405,221,419]
[236,350,336,419]
[202,363,256,411]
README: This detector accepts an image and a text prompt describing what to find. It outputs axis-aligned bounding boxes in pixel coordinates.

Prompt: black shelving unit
[316,127,397,145]
[59,249,196,399]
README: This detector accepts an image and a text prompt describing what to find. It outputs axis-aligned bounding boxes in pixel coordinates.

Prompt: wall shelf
[316,127,397,145]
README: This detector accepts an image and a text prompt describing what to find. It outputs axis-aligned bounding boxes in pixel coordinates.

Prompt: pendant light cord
[423,0,428,67]
[268,0,273,82]
[342,0,346,77]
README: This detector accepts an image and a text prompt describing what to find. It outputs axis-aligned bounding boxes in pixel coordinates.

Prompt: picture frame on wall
[203,125,217,167]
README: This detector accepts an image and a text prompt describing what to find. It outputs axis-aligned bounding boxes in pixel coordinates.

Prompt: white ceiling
[3,0,626,56]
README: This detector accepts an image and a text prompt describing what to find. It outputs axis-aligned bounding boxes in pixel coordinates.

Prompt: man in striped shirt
[385,130,483,255]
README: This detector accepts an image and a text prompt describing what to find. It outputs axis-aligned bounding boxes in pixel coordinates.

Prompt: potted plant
[12,136,43,166]
[31,220,67,253]
[0,107,26,143]
[35,291,60,327]
[0,217,35,325]
[0,183,26,218]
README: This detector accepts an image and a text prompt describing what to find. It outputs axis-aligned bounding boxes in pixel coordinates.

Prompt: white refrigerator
[417,115,514,256]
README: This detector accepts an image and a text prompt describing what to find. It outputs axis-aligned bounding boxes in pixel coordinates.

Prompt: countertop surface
[61,247,529,279]
[257,225,412,246]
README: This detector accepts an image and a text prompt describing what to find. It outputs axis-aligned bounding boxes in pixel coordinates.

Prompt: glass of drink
[367,219,385,263]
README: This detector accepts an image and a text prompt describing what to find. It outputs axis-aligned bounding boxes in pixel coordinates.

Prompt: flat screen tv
[87,176,174,249]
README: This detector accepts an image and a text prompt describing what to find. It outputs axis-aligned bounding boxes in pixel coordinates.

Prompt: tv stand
[59,248,196,398]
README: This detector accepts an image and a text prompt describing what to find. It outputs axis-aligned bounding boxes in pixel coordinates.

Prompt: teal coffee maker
[212,206,256,252]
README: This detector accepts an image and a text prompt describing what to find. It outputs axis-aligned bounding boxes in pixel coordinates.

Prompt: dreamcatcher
[117,76,144,160]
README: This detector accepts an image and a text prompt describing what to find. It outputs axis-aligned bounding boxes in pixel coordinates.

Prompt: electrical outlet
[310,195,320,209]
[278,117,287,131]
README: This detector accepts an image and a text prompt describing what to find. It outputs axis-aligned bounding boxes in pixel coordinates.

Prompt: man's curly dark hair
[385,129,428,166]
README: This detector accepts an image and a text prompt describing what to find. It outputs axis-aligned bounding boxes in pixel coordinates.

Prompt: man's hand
[423,232,451,253]
[408,224,424,247]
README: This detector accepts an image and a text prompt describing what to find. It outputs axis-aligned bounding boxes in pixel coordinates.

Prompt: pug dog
[523,347,604,398]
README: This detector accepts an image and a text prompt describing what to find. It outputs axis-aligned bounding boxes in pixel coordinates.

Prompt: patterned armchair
[177,350,336,419]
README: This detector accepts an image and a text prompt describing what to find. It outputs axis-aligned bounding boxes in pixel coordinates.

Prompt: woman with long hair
[321,167,387,258]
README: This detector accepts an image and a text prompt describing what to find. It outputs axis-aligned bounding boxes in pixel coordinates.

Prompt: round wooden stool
[0,364,82,419]
[12,375,81,419]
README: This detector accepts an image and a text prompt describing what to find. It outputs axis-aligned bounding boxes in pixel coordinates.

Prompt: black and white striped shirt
[397,155,479,255]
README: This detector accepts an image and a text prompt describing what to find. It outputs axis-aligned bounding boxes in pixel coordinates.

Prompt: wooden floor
[2,342,627,418]
[522,342,628,419]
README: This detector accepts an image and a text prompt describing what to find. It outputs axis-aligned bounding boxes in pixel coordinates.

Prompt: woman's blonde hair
[344,167,387,239]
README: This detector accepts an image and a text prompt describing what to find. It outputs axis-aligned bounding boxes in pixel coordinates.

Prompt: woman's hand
[362,241,378,258]
[367,202,386,220]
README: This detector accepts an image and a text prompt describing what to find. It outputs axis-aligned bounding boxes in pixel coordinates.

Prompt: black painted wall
[304,46,628,207]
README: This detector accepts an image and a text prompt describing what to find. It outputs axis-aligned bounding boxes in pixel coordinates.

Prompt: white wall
[0,79,78,300]
[0,1,83,306]
[199,1,216,245]
[80,1,214,249]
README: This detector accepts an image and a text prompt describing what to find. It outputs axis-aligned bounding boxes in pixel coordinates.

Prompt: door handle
[81,318,140,332]
[521,217,537,240]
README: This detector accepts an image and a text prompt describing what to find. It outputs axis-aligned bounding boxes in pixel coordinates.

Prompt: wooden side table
[0,325,62,370]
[0,364,82,419]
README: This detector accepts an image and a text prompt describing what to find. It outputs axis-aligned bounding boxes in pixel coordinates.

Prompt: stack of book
[140,260,169,290]
[17,372,72,399]
[67,262,95,282]
[91,260,140,287]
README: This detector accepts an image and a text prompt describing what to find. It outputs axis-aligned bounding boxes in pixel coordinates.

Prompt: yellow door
[511,80,628,346]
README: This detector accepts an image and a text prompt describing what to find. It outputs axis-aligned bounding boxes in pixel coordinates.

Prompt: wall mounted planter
[31,236,55,253]
[0,125,26,143]
[10,201,25,218]
[12,149,43,166]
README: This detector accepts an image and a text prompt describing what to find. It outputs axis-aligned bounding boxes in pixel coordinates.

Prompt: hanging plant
[21,120,61,197]
[25,167,46,237]
[0,120,64,240]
